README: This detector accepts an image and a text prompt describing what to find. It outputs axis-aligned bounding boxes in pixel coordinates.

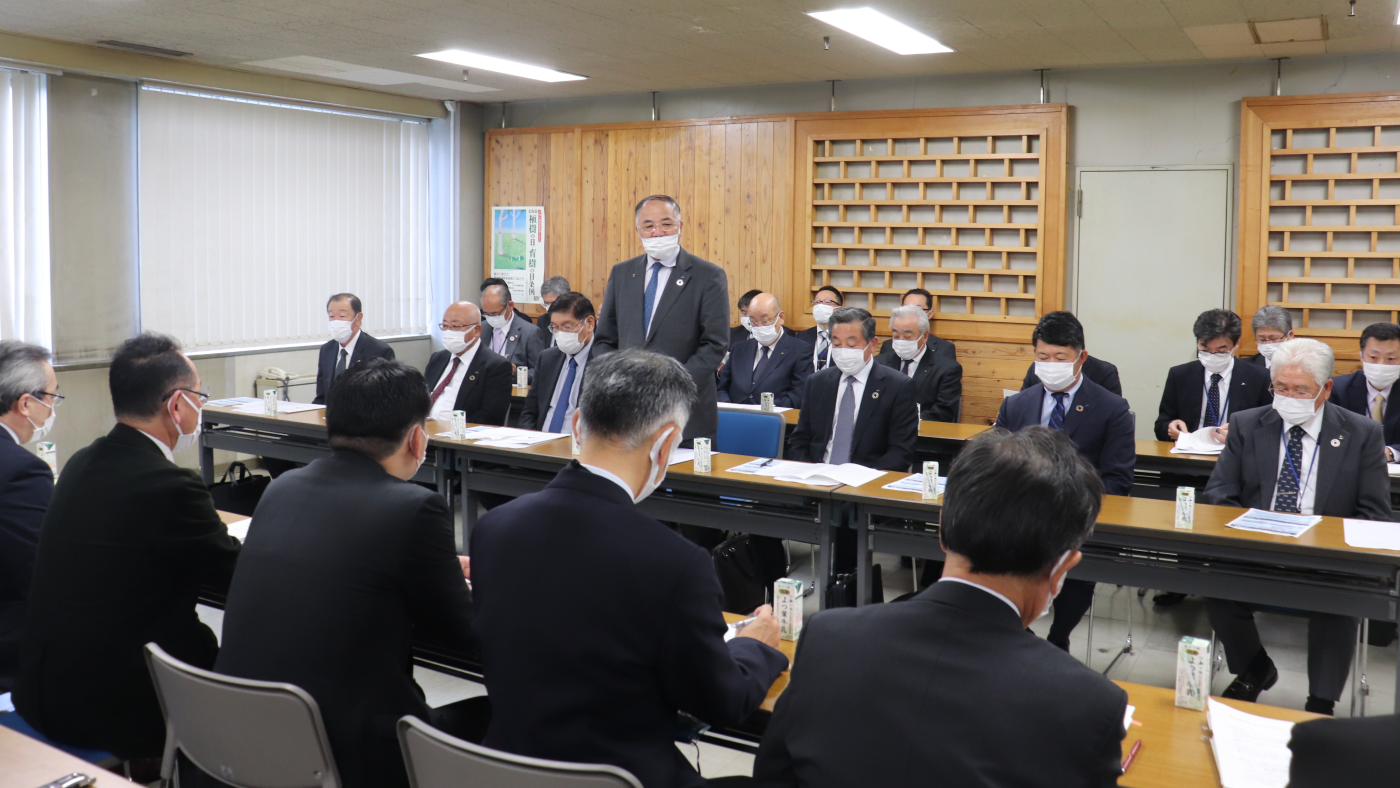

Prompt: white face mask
[413,424,428,476]
[640,232,680,260]
[171,392,203,453]
[25,397,55,444]
[812,303,835,325]
[484,312,511,332]
[328,319,356,345]
[1034,360,1078,392]
[1363,362,1400,391]
[555,327,588,356]
[891,338,922,361]
[739,315,753,334]
[1258,342,1282,361]
[635,425,678,504]
[1040,551,1074,618]
[750,323,780,346]
[831,347,868,375]
[1198,350,1233,375]
[1273,392,1320,426]
[442,329,474,356]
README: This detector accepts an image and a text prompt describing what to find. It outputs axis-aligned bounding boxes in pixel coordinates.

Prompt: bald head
[748,293,781,321]
[747,292,785,345]
[481,285,512,315]
[443,301,480,327]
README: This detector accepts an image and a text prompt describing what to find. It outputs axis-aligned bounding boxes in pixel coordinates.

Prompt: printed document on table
[225,518,252,543]
[468,427,569,448]
[435,425,496,439]
[728,459,882,487]
[231,400,325,415]
[716,402,793,413]
[1171,427,1225,455]
[882,473,947,495]
[1343,518,1400,551]
[1388,463,1400,477]
[1206,698,1295,788]
[1225,509,1321,538]
[668,448,695,466]
[209,397,259,408]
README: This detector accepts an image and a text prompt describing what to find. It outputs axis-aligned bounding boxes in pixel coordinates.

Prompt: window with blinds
[0,68,49,347]
[137,85,431,353]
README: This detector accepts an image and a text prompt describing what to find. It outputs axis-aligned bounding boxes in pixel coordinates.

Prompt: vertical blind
[0,69,49,347]
[138,86,431,353]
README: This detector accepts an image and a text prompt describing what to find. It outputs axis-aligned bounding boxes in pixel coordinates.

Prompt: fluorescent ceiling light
[808,8,952,54]
[417,50,585,82]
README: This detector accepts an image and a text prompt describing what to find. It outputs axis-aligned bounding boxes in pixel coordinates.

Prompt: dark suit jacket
[594,249,729,441]
[424,346,513,426]
[874,337,963,422]
[1153,358,1273,441]
[14,424,240,757]
[482,313,545,381]
[1021,354,1122,397]
[1202,403,1393,521]
[787,362,918,472]
[795,326,830,372]
[1288,713,1400,788]
[1244,352,1267,368]
[997,379,1136,496]
[717,334,812,408]
[1330,370,1400,455]
[470,463,788,788]
[314,332,395,404]
[216,450,473,788]
[519,343,593,431]
[0,429,51,692]
[753,581,1127,788]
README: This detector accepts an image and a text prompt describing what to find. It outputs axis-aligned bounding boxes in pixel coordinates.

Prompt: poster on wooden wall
[490,206,545,304]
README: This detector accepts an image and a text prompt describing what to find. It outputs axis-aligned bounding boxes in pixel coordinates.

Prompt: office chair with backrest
[144,642,340,788]
[715,410,785,459]
[397,716,642,788]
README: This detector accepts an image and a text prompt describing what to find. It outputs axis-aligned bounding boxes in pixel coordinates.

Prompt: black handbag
[825,565,884,608]
[712,534,791,615]
[207,461,271,516]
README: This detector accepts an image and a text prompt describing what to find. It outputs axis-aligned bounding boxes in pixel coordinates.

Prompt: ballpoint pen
[1121,739,1142,773]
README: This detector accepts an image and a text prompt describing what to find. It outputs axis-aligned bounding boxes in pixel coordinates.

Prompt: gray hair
[1270,337,1334,389]
[830,306,876,343]
[540,276,571,298]
[483,282,512,304]
[633,194,682,223]
[889,304,930,335]
[0,340,53,413]
[1252,305,1292,335]
[578,349,694,449]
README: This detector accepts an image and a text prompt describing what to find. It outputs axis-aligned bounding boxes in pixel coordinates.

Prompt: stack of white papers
[729,459,883,487]
[1123,705,1135,733]
[460,427,568,448]
[1388,463,1400,477]
[668,448,696,466]
[1206,698,1295,788]
[231,400,325,415]
[716,402,793,413]
[881,473,947,495]
[225,518,252,542]
[209,397,259,408]
[1343,518,1400,551]
[1172,427,1225,455]
[1226,508,1321,538]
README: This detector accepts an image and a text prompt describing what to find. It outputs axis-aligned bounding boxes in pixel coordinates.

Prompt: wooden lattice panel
[805,133,1045,325]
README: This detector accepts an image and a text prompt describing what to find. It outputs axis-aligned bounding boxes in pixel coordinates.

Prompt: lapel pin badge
[1331,438,1341,447]
[509,335,516,342]
[1076,405,1084,412]
[871,391,880,399]
[469,375,476,381]
[676,279,684,286]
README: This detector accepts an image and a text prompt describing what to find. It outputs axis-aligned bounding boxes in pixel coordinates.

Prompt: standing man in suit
[1288,713,1400,787]
[15,333,241,759]
[1203,338,1393,715]
[537,275,572,331]
[997,310,1134,650]
[754,427,1126,788]
[0,340,58,693]
[717,293,811,408]
[520,292,596,432]
[471,349,787,788]
[480,281,544,381]
[1016,311,1121,396]
[1329,322,1400,460]
[594,194,730,443]
[425,301,512,426]
[314,293,395,405]
[1155,309,1272,441]
[796,285,843,372]
[876,304,962,422]
[730,288,763,348]
[216,359,481,788]
[1246,305,1293,369]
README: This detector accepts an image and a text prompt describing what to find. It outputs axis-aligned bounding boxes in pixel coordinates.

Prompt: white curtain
[137,86,431,352]
[0,69,50,347]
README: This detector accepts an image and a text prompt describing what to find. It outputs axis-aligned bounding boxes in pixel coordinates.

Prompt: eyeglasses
[811,298,841,307]
[637,220,679,237]
[1268,386,1318,400]
[31,390,64,408]
[439,322,480,332]
[548,320,592,334]
[162,388,210,406]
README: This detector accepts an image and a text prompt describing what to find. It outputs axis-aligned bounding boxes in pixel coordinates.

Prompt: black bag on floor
[825,565,884,608]
[207,461,271,516]
[713,534,790,614]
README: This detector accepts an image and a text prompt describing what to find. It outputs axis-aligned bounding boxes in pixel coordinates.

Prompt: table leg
[199,433,215,485]
[816,501,833,611]
[856,508,871,608]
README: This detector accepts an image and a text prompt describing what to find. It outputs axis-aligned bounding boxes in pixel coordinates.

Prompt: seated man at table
[1155,308,1272,442]
[753,427,1127,788]
[216,359,480,788]
[480,281,544,381]
[730,288,762,348]
[1203,337,1392,715]
[1329,321,1400,461]
[997,310,1134,651]
[520,291,596,432]
[1289,711,1400,787]
[15,333,241,759]
[425,300,512,426]
[876,288,957,365]
[718,292,811,408]
[537,275,572,331]
[875,304,962,422]
[796,286,843,372]
[1017,310,1121,396]
[1245,304,1293,369]
[471,349,787,788]
[315,292,395,405]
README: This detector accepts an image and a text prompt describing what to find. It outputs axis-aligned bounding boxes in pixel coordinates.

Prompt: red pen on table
[1121,738,1143,773]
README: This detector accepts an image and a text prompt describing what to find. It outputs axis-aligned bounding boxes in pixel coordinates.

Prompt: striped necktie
[1049,392,1068,430]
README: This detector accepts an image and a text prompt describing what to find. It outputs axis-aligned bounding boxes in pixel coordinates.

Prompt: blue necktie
[1275,425,1305,513]
[1204,373,1222,428]
[816,332,829,369]
[643,261,662,337]
[547,356,578,434]
[750,345,772,390]
[1049,391,1068,430]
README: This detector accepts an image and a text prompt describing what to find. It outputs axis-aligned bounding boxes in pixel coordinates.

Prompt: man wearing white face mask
[1155,309,1273,442]
[424,301,512,426]
[314,292,395,405]
[754,427,1128,788]
[0,340,60,693]
[1203,338,1392,716]
[16,333,241,760]
[796,285,844,372]
[875,304,963,423]
[1329,322,1400,462]
[480,282,545,382]
[520,292,598,431]
[471,350,787,788]
[729,288,763,349]
[717,292,812,408]
[1245,305,1293,369]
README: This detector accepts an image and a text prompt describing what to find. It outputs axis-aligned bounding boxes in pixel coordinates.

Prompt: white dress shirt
[643,246,680,337]
[0,421,19,445]
[896,344,927,377]
[1271,404,1324,515]
[823,357,873,463]
[1199,357,1235,427]
[1367,380,1393,421]
[137,428,175,462]
[938,577,1021,618]
[811,328,831,371]
[580,462,635,502]
[752,334,781,370]
[429,341,481,422]
[336,330,362,371]
[1039,374,1085,427]
[543,339,593,432]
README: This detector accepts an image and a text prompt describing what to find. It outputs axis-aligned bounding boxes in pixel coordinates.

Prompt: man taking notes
[520,292,596,432]
[1155,309,1271,442]
[315,292,395,405]
[717,292,811,408]
[424,301,512,427]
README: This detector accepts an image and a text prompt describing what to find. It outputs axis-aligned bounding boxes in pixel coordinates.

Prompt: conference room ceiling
[2,0,1399,103]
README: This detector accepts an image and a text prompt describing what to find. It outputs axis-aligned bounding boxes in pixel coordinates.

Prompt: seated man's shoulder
[1080,377,1130,411]
[0,438,50,475]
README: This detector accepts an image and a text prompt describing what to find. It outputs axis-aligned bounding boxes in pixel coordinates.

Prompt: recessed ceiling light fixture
[807,8,952,54]
[416,50,585,82]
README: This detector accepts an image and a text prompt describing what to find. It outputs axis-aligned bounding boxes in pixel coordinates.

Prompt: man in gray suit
[1202,337,1394,716]
[481,281,545,383]
[594,194,729,442]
